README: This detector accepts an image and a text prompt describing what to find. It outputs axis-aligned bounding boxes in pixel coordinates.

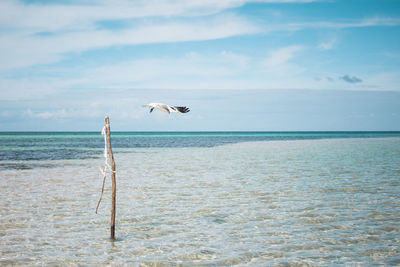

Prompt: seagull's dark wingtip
[175,106,190,113]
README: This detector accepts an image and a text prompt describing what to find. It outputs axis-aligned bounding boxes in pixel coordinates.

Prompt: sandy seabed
[1,138,400,266]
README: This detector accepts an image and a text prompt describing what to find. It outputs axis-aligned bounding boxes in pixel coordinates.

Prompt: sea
[0,131,399,266]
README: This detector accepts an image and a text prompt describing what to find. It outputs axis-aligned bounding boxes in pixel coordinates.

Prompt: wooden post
[105,116,117,240]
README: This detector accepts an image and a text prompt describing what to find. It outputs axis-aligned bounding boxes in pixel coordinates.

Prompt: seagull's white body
[145,103,190,114]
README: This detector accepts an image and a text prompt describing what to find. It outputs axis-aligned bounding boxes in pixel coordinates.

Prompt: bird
[144,103,190,114]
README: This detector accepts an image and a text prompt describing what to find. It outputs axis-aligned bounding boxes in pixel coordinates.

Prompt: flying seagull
[145,103,190,114]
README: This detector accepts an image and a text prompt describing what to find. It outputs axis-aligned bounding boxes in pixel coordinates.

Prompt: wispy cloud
[0,0,240,32]
[0,14,259,71]
[0,0,331,72]
[2,1,397,72]
[59,51,253,90]
[288,16,400,31]
[318,38,337,50]
[0,0,322,32]
[262,45,305,76]
[24,108,70,119]
[22,95,148,122]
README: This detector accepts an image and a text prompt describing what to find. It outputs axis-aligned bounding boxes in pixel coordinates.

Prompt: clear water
[0,133,399,266]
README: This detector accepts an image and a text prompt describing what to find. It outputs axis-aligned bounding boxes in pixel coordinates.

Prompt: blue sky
[1,0,400,131]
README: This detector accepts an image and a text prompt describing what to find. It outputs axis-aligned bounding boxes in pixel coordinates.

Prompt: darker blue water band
[1,131,399,162]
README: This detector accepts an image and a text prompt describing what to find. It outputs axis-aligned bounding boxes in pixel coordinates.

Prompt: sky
[1,0,400,131]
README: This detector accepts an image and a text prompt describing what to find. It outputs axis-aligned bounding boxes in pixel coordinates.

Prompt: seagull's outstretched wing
[174,106,190,113]
[145,103,189,114]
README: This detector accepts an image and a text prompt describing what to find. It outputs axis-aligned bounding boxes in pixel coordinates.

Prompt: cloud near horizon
[340,75,363,84]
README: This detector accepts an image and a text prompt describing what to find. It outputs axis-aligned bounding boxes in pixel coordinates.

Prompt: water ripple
[0,138,399,265]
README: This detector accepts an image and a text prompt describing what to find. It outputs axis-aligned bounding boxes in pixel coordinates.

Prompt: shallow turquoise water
[0,136,399,265]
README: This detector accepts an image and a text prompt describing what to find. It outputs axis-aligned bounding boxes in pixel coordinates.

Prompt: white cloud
[69,51,252,88]
[0,47,314,96]
[318,38,337,50]
[24,108,69,119]
[288,16,400,31]
[220,50,250,69]
[262,45,305,76]
[0,77,63,100]
[2,0,399,97]
[0,14,259,71]
[76,48,314,90]
[21,95,152,122]
[358,16,400,27]
[2,0,394,73]
[0,0,322,33]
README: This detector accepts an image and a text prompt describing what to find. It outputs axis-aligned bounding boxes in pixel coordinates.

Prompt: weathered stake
[105,116,117,240]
